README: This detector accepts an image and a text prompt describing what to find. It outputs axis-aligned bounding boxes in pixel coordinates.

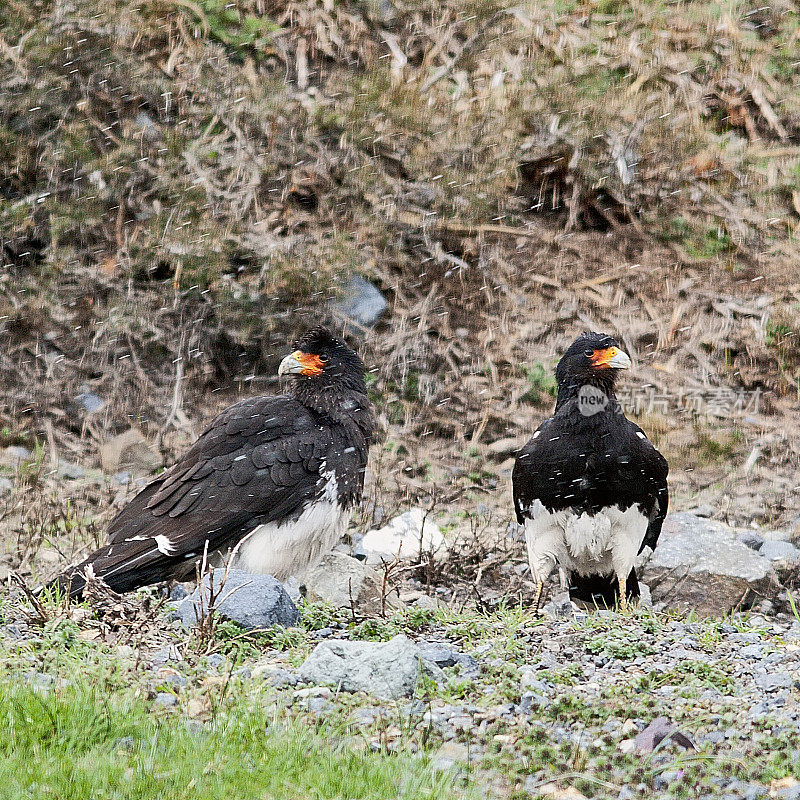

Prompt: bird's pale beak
[592,346,631,370]
[278,350,324,377]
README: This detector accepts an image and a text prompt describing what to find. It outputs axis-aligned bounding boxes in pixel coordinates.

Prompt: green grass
[520,363,558,405]
[0,680,473,800]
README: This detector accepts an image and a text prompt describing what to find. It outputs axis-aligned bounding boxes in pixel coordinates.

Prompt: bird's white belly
[231,499,350,581]
[524,500,648,578]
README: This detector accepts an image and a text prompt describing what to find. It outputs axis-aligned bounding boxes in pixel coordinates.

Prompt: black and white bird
[51,327,375,598]
[512,333,668,611]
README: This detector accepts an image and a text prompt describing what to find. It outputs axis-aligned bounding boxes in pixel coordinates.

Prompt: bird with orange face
[50,328,375,598]
[513,333,668,611]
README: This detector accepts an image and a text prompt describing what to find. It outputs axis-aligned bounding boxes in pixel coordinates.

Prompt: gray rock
[1,446,31,467]
[0,477,12,494]
[170,584,189,601]
[739,644,765,659]
[76,389,104,413]
[303,552,390,615]
[154,692,177,708]
[754,672,794,691]
[355,0,396,28]
[416,641,478,675]
[332,275,387,328]
[205,654,226,671]
[358,508,446,566]
[176,569,298,631]
[642,513,778,616]
[297,634,442,699]
[738,531,765,551]
[417,641,458,668]
[759,540,800,564]
[100,429,163,475]
[689,504,715,518]
[268,668,300,688]
[58,459,85,480]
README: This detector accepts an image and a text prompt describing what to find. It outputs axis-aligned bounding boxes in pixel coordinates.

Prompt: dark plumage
[50,327,375,598]
[512,332,668,611]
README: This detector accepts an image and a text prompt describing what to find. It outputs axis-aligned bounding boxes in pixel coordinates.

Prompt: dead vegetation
[1,0,800,585]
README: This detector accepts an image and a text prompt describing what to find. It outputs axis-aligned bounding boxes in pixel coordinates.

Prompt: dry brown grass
[1,0,800,584]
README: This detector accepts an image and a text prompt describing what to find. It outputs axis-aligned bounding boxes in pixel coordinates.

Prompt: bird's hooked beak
[278,350,324,377]
[591,346,632,370]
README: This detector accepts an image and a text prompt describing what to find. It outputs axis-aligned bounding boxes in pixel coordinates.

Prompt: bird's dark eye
[318,354,329,363]
[584,349,594,358]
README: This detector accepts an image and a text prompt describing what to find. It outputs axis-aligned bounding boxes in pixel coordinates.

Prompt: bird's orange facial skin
[293,351,325,376]
[590,346,620,369]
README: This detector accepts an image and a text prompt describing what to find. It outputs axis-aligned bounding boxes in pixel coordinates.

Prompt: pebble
[754,673,793,691]
[760,541,800,563]
[154,693,178,708]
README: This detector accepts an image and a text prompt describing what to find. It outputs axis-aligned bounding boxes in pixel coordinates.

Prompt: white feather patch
[231,466,347,581]
[154,534,176,555]
[524,499,649,583]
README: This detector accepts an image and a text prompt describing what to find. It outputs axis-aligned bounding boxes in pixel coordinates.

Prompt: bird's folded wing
[102,395,328,564]
[624,421,669,553]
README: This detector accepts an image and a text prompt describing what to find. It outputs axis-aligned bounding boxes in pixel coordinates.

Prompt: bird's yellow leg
[618,575,628,612]
[532,579,545,615]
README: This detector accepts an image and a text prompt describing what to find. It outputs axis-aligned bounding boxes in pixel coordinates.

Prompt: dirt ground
[1,0,800,595]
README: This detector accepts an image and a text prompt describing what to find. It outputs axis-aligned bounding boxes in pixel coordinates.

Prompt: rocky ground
[5,575,800,800]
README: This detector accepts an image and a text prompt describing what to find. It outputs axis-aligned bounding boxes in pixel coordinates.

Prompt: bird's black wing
[624,419,669,554]
[512,415,574,522]
[56,395,353,595]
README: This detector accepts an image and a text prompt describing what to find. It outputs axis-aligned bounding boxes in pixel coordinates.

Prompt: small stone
[358,509,445,565]
[170,584,189,601]
[690,504,715,518]
[183,720,206,736]
[57,460,85,480]
[354,0,396,26]
[654,771,680,790]
[155,669,187,690]
[252,664,299,688]
[115,736,135,751]
[303,552,389,615]
[760,541,800,563]
[1,446,31,467]
[176,569,298,631]
[76,389,104,413]
[100,429,163,475]
[754,672,793,691]
[297,634,443,699]
[205,654,226,671]
[332,275,387,328]
[431,741,470,771]
[293,686,333,700]
[154,693,177,708]
[186,699,206,718]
